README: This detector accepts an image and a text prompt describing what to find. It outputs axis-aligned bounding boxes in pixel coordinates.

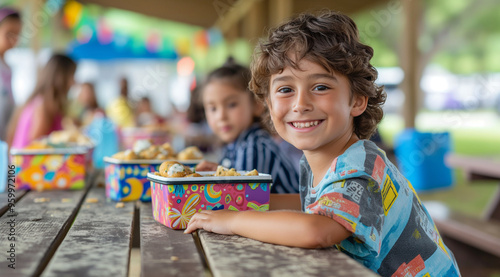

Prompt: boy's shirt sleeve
[305,175,384,255]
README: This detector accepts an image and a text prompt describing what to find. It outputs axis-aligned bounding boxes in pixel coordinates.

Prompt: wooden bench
[438,154,500,276]
[0,169,378,277]
[433,212,500,257]
[445,154,500,221]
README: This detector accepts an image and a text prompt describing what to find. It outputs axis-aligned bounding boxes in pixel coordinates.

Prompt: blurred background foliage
[354,0,500,74]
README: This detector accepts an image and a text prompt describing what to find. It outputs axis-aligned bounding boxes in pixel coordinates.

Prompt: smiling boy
[186,11,461,276]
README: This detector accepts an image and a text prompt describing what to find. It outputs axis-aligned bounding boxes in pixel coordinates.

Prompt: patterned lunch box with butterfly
[147,172,273,229]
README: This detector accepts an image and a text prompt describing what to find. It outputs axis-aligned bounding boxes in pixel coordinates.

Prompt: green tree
[354,0,500,75]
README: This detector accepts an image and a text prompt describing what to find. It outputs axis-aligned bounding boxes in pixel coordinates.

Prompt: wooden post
[268,0,293,28]
[401,0,422,128]
[215,0,260,40]
[30,0,43,59]
[242,0,267,43]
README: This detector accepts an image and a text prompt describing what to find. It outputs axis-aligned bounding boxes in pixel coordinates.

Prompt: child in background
[186,11,460,276]
[135,96,163,127]
[7,54,77,148]
[72,82,105,127]
[106,77,135,128]
[0,7,21,141]
[195,59,299,194]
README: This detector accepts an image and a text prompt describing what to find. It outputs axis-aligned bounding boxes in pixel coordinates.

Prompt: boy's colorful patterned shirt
[299,140,461,276]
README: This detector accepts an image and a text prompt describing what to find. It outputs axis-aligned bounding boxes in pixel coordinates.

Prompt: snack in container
[147,168,273,230]
[104,141,203,202]
[177,146,203,160]
[119,126,171,151]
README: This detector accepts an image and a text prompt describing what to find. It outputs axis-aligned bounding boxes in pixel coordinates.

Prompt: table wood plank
[0,189,88,277]
[140,202,206,277]
[0,189,27,217]
[199,231,379,277]
[42,186,135,277]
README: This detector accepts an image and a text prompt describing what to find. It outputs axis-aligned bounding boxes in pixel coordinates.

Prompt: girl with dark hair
[7,54,77,148]
[195,58,299,194]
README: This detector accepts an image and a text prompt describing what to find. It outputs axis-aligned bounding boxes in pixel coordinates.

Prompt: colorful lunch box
[10,147,90,191]
[104,157,201,202]
[147,172,273,229]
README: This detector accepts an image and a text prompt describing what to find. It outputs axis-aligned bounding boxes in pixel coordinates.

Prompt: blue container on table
[394,129,453,192]
[0,141,7,192]
[85,117,119,169]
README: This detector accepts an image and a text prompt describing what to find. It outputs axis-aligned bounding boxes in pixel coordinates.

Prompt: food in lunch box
[216,165,240,176]
[177,146,203,160]
[25,140,52,150]
[160,142,175,157]
[132,139,152,154]
[158,161,194,177]
[186,173,203,177]
[155,162,258,178]
[245,169,259,176]
[49,130,93,146]
[112,149,138,160]
[112,140,176,160]
[215,166,259,176]
[23,130,92,150]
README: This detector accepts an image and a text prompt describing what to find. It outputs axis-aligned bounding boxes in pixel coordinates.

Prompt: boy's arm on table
[270,193,301,210]
[185,209,351,249]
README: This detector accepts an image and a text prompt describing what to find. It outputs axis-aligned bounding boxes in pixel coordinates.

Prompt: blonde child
[106,77,135,128]
[186,11,460,276]
[195,59,299,193]
[7,54,77,148]
[0,7,21,141]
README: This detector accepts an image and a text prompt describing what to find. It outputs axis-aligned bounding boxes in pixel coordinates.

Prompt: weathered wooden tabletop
[0,170,378,277]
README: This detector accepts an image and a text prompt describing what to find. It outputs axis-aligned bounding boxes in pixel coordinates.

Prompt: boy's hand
[195,160,218,171]
[184,210,237,235]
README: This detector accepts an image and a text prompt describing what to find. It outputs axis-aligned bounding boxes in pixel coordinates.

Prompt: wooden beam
[292,0,390,15]
[242,0,267,43]
[269,0,293,28]
[401,0,422,128]
[224,21,239,42]
[214,0,261,35]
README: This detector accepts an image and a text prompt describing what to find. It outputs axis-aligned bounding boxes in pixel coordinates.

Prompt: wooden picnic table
[431,153,500,276]
[444,153,500,221]
[0,169,378,277]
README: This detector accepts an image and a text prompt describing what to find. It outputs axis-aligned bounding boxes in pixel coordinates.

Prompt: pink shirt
[11,96,63,148]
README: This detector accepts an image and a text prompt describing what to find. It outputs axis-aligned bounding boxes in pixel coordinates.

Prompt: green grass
[378,110,500,217]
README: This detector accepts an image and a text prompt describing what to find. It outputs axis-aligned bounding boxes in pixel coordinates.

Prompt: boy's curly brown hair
[249,10,386,139]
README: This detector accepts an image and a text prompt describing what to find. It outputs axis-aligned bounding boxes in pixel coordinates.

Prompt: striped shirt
[219,124,299,193]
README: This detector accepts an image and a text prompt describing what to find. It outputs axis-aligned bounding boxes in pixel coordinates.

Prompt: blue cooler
[0,141,7,192]
[394,129,453,192]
